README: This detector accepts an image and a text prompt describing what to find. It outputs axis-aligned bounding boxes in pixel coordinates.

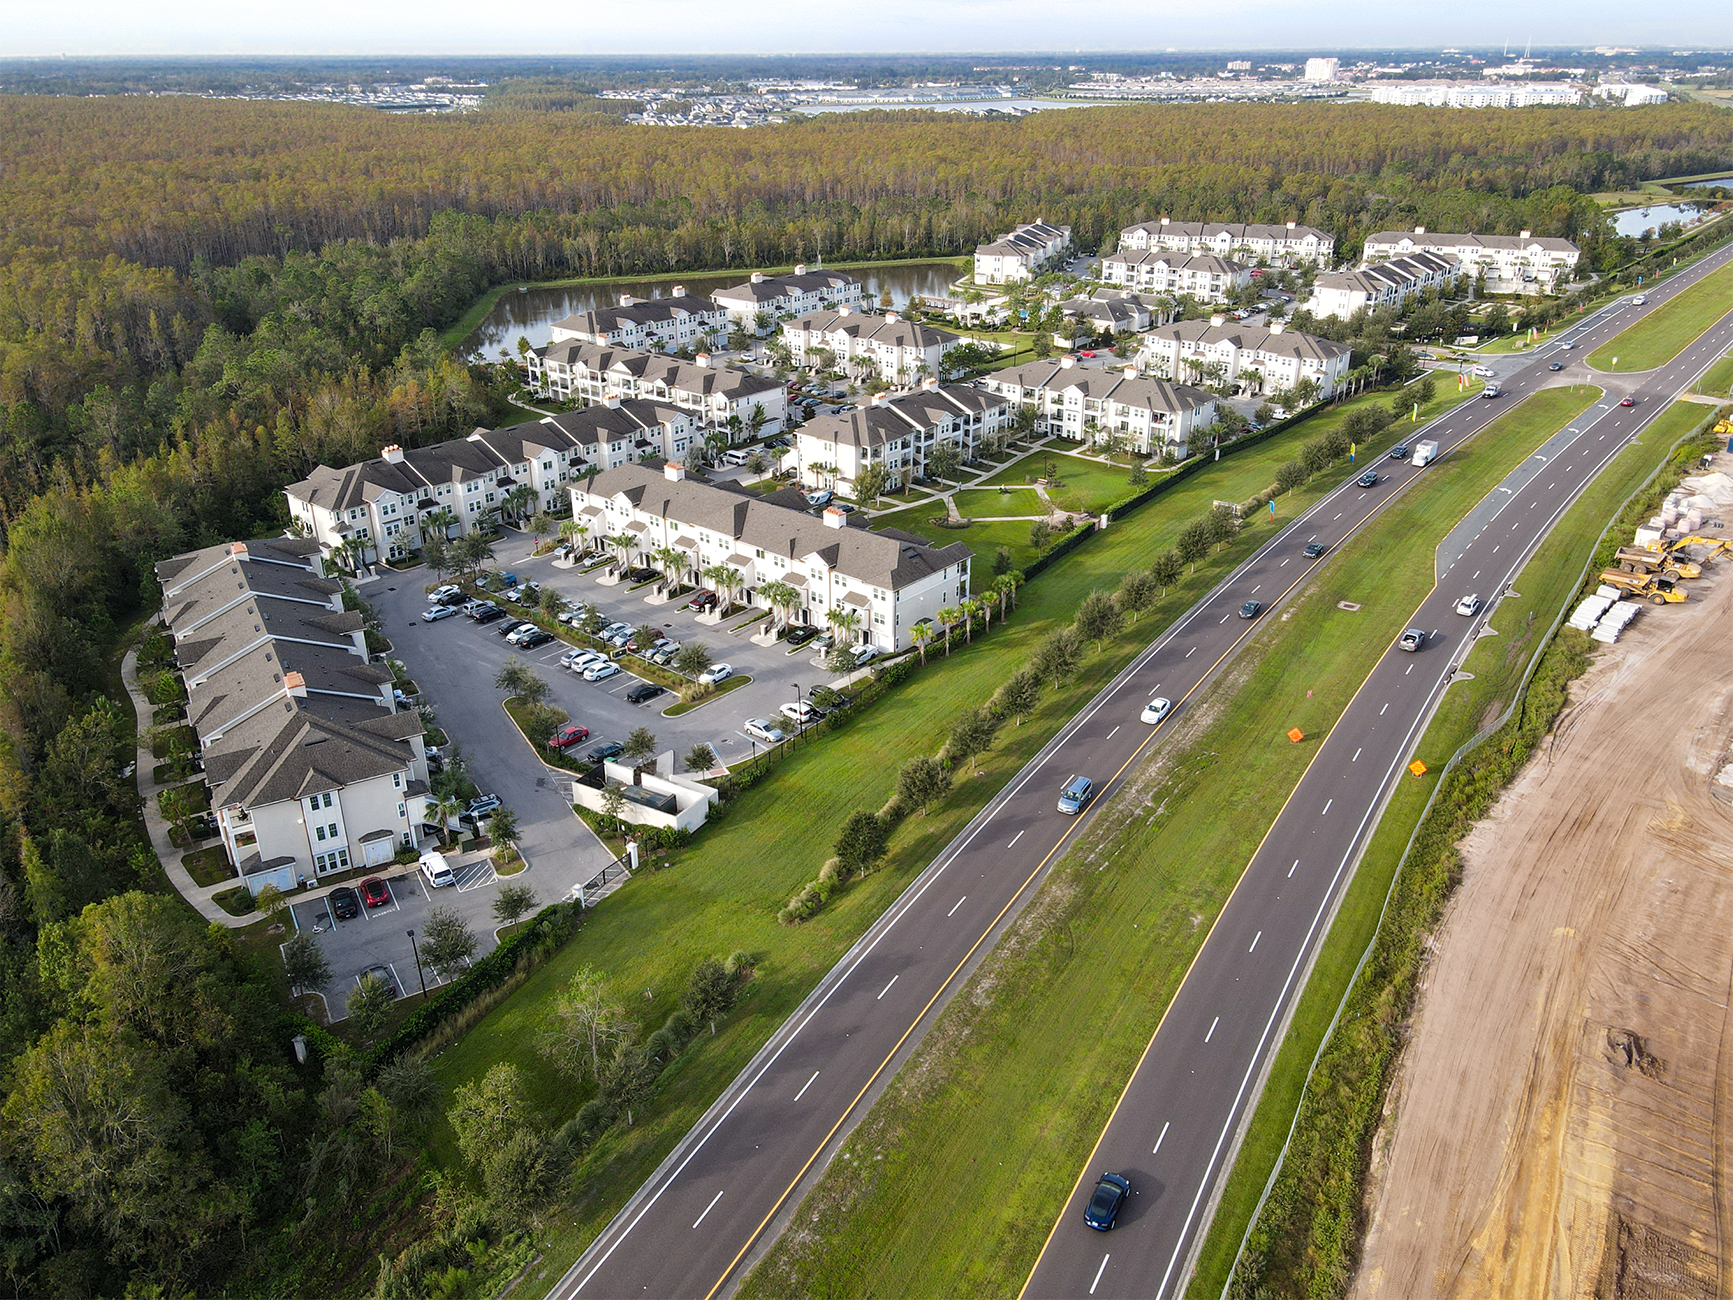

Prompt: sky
[4,0,1730,58]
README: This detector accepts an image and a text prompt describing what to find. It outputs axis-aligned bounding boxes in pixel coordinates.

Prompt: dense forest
[0,93,1729,1297]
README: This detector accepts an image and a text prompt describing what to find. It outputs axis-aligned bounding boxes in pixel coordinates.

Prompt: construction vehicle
[1598,568,1688,604]
[1613,545,1703,580]
[1672,534,1733,564]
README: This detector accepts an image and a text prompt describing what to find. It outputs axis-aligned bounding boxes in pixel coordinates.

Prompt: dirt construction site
[1352,450,1733,1300]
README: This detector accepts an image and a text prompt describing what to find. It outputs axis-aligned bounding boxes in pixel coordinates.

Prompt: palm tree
[911,621,933,665]
[935,605,961,656]
[959,597,983,643]
[504,484,538,524]
[759,581,801,633]
[826,606,862,646]
[434,794,463,846]
[607,532,637,576]
[559,518,588,555]
[994,571,1022,615]
[421,506,457,546]
[978,586,1001,632]
[651,546,684,595]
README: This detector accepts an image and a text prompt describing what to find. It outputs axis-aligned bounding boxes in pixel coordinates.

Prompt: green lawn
[181,846,236,888]
[977,450,1149,515]
[1193,398,1720,1298]
[1694,352,1733,397]
[734,387,1599,1300]
[1589,263,1733,372]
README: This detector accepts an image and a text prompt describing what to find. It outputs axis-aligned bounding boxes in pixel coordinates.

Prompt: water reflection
[1611,202,1707,238]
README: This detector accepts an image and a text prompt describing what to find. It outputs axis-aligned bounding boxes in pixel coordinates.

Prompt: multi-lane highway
[553,242,1733,1300]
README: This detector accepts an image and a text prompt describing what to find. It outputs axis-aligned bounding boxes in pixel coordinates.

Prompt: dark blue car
[1084,1172,1131,1230]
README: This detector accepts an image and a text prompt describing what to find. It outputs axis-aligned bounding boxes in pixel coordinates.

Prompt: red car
[687,590,718,611]
[1620,397,1636,407]
[548,723,591,750]
[1079,350,1096,358]
[360,877,391,908]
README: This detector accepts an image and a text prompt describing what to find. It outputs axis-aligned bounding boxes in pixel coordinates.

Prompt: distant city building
[1362,228,1580,294]
[1099,249,1252,302]
[781,307,964,385]
[1304,57,1341,83]
[973,220,1072,284]
[711,266,862,328]
[1118,218,1333,268]
[1137,319,1353,398]
[546,290,729,353]
[1307,251,1462,320]
[977,358,1218,458]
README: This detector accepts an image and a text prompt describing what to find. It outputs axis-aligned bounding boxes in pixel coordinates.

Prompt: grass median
[1589,262,1733,372]
[1203,398,1721,1299]
[734,385,1600,1299]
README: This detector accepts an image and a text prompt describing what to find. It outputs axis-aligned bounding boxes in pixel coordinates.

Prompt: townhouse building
[284,401,698,564]
[1097,250,1253,303]
[569,461,971,652]
[1137,319,1353,398]
[781,307,964,385]
[546,290,730,352]
[155,536,431,895]
[1307,250,1462,320]
[711,265,863,327]
[791,381,1009,494]
[525,342,787,435]
[1054,290,1160,342]
[973,220,1073,284]
[1117,218,1334,267]
[1361,228,1580,294]
[978,358,1218,458]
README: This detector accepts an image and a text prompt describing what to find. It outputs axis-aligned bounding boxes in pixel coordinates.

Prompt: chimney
[1286,220,1296,230]
[885,311,901,324]
[922,376,940,392]
[750,271,765,284]
[1210,314,1227,327]
[1414,226,1426,235]
[664,461,687,482]
[1269,321,1286,335]
[870,392,889,407]
[1059,355,1076,368]
[229,541,250,560]
[381,443,405,464]
[1122,365,1138,378]
[695,352,710,368]
[794,262,807,276]
[823,505,847,529]
[619,294,637,307]
[672,285,686,297]
[1519,229,1532,239]
[1160,216,1171,226]
[837,304,852,316]
[284,671,307,699]
[604,395,622,410]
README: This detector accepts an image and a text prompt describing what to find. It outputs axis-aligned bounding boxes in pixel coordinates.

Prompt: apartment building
[1098,250,1253,302]
[711,265,863,326]
[1137,319,1353,398]
[547,290,730,352]
[525,342,787,435]
[1307,250,1462,320]
[1118,218,1335,267]
[1594,83,1670,106]
[978,358,1218,458]
[781,307,964,385]
[1055,290,1161,340]
[1369,81,1583,107]
[154,536,430,895]
[973,220,1073,284]
[1362,227,1580,294]
[569,461,971,652]
[791,381,1009,493]
[284,402,697,563]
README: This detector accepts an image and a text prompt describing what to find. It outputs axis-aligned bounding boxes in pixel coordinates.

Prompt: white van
[419,850,456,889]
[722,448,754,467]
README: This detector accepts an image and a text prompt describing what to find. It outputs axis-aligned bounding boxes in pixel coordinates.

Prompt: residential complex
[781,308,964,384]
[711,266,863,327]
[154,536,431,896]
[1304,57,1341,83]
[1098,249,1252,302]
[1362,228,1581,294]
[973,220,1073,284]
[569,461,971,651]
[1307,251,1462,320]
[978,358,1218,458]
[1117,218,1334,267]
[1137,319,1353,398]
[525,342,787,435]
[1055,291,1163,340]
[546,290,730,352]
[1368,81,1583,108]
[1594,82,1671,106]
[791,381,1009,493]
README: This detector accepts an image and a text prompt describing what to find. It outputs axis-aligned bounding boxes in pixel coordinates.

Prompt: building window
[314,824,326,841]
[327,823,339,841]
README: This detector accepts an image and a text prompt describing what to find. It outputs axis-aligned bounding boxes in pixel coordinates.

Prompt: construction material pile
[1634,470,1733,547]
[1568,593,1616,630]
[1591,600,1641,643]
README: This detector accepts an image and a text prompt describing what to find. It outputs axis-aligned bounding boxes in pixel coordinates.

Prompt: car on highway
[1141,696,1172,725]
[1057,775,1095,815]
[780,699,823,725]
[743,717,786,744]
[1470,365,1496,378]
[1549,361,1564,371]
[1455,594,1482,616]
[1239,600,1263,619]
[699,663,734,685]
[329,886,360,921]
[626,682,665,704]
[549,723,591,750]
[1389,444,1408,460]
[1481,385,1502,399]
[359,964,398,998]
[1399,628,1426,652]
[1357,470,1379,488]
[1620,396,1637,407]
[1083,1172,1131,1231]
[421,603,460,622]
[586,740,625,764]
[1632,294,1647,305]
[1303,541,1328,558]
[428,584,462,603]
[1558,340,1575,350]
[583,661,622,683]
[360,877,391,909]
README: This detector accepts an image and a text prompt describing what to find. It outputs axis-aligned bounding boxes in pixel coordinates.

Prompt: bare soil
[1353,560,1733,1299]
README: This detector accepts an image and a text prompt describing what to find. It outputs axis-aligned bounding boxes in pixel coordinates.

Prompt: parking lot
[287,850,512,1021]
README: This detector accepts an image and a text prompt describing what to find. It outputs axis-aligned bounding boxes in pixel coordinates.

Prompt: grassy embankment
[732,386,1599,1300]
[1207,398,1724,1300]
[1694,352,1733,397]
[1588,262,1733,372]
[421,381,1481,1280]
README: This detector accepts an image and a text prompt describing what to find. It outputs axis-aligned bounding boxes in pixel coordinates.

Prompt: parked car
[419,850,456,889]
[583,661,622,683]
[1399,628,1426,652]
[586,740,625,764]
[503,622,538,643]
[850,643,882,666]
[1455,594,1482,616]
[626,566,659,582]
[359,877,392,909]
[780,699,823,725]
[1083,1173,1131,1231]
[359,965,399,999]
[1239,600,1263,619]
[648,645,680,666]
[518,629,554,648]
[1303,541,1327,558]
[549,723,591,750]
[422,604,460,622]
[329,886,360,921]
[466,794,501,819]
[1140,697,1172,725]
[805,489,834,507]
[1057,775,1095,815]
[698,663,734,685]
[785,625,818,647]
[428,584,461,603]
[743,717,786,744]
[687,590,719,611]
[626,682,665,704]
[473,605,507,625]
[559,647,591,668]
[813,631,835,651]
[1357,470,1379,488]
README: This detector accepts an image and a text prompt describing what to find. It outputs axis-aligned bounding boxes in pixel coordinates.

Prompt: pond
[1680,175,1733,190]
[1612,202,1709,238]
[461,261,967,359]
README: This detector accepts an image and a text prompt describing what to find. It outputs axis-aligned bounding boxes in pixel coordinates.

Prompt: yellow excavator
[1598,568,1689,604]
[1673,534,1733,563]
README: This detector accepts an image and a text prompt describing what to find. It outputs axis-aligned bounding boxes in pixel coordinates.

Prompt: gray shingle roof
[1142,321,1351,363]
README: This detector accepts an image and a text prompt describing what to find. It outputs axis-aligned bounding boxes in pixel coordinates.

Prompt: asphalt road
[551,246,1733,1300]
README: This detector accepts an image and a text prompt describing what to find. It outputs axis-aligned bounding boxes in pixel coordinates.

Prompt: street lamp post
[406,928,428,998]
[793,682,802,741]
